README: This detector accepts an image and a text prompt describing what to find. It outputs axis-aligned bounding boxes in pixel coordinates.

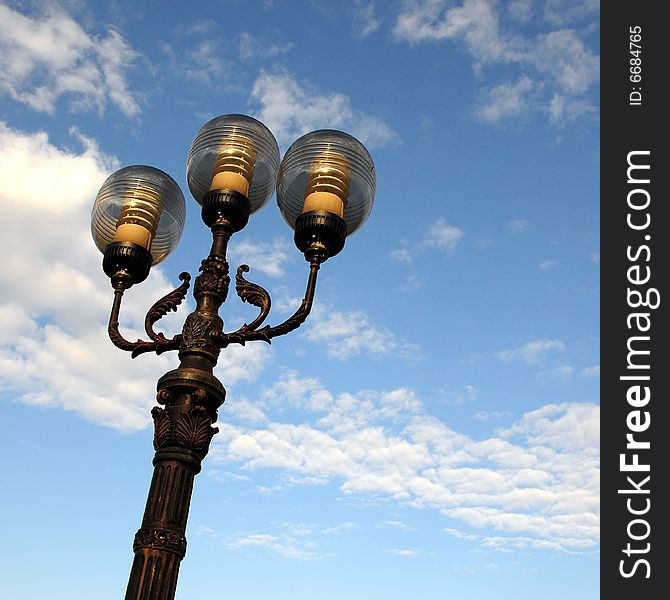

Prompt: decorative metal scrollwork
[107,236,323,357]
[151,405,219,458]
[108,273,192,358]
[145,272,191,342]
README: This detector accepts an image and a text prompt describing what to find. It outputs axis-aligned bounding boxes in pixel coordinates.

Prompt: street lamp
[90,114,376,600]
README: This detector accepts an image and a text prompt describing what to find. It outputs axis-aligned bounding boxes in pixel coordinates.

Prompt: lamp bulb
[209,133,257,197]
[112,185,163,250]
[302,150,351,218]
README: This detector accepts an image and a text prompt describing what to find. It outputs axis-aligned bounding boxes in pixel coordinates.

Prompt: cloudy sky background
[0,1,599,598]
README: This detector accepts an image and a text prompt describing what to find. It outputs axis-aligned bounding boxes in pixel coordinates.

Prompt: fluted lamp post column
[90,114,376,600]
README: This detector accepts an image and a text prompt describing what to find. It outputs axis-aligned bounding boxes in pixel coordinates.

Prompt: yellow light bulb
[209,133,257,197]
[112,185,162,250]
[302,151,351,218]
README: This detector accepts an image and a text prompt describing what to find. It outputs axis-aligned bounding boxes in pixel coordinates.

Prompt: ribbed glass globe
[276,130,376,235]
[186,114,280,213]
[91,165,186,265]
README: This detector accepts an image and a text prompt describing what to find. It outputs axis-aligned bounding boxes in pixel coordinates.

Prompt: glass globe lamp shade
[91,165,186,265]
[186,114,280,213]
[276,130,376,235]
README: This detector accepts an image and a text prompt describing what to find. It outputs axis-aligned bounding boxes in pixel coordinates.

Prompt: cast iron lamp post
[90,114,376,600]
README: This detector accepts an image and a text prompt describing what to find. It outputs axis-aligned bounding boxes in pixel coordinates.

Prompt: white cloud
[216,343,271,388]
[305,308,419,360]
[227,238,293,278]
[581,365,599,378]
[392,0,598,125]
[211,378,599,552]
[508,219,530,232]
[473,410,511,422]
[500,402,599,453]
[386,548,420,557]
[226,398,268,424]
[551,365,574,379]
[443,527,480,540]
[260,370,335,412]
[531,29,598,95]
[542,0,599,27]
[381,520,414,530]
[181,39,231,86]
[225,519,352,559]
[539,259,557,270]
[353,1,383,38]
[476,76,535,124]
[391,218,464,264]
[250,71,397,149]
[226,532,319,560]
[390,245,414,264]
[421,218,464,252]
[322,521,355,535]
[496,338,565,365]
[238,32,294,61]
[0,122,269,432]
[507,0,535,23]
[0,4,141,116]
[441,385,478,406]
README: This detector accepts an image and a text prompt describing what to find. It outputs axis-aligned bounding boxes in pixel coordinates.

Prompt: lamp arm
[107,274,190,358]
[217,257,321,347]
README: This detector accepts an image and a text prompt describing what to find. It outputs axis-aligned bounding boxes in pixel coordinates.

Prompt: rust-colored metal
[108,202,329,600]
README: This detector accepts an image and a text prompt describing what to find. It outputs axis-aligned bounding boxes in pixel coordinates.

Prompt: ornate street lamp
[90,114,376,600]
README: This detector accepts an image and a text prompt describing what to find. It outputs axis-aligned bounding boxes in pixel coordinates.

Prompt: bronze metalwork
[105,192,343,600]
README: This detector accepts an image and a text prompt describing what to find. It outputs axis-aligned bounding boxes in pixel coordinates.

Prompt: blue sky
[0,1,599,598]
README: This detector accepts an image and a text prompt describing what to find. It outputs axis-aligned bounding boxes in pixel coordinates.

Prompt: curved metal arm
[108,283,159,355]
[108,273,191,358]
[217,258,321,347]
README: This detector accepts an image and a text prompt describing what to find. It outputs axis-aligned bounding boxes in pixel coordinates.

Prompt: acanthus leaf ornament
[174,406,219,456]
[193,257,230,300]
[151,405,218,458]
[145,272,191,342]
[152,406,172,450]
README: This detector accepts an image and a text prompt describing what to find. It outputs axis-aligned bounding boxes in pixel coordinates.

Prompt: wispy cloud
[381,520,414,530]
[542,0,600,27]
[0,5,141,116]
[508,219,531,232]
[391,218,464,265]
[353,1,383,38]
[443,527,480,541]
[238,32,294,61]
[391,0,599,125]
[581,365,599,378]
[422,218,465,251]
[386,548,420,557]
[474,410,511,422]
[322,522,355,535]
[226,532,320,560]
[496,338,565,365]
[539,259,557,270]
[476,76,535,123]
[305,307,419,360]
[211,375,600,553]
[228,238,294,278]
[551,365,574,379]
[250,71,397,149]
[440,385,478,406]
